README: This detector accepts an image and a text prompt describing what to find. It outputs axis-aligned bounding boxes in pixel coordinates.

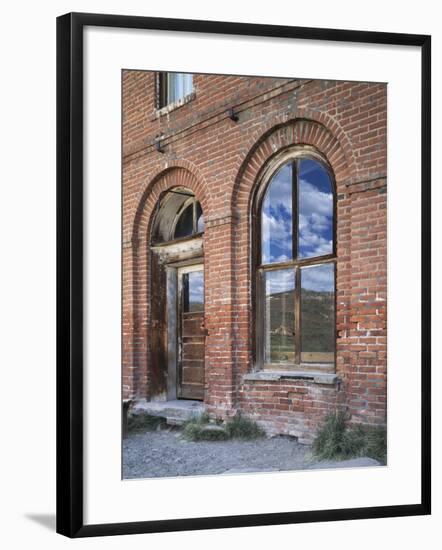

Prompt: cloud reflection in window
[261,163,293,264]
[298,159,333,259]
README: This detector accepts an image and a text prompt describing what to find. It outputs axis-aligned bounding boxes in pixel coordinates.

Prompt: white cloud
[299,178,333,218]
[299,178,333,257]
[301,264,334,292]
[261,209,293,263]
[275,254,290,262]
[265,269,295,294]
[299,224,332,256]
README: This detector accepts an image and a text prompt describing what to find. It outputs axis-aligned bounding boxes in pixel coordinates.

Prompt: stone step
[131,399,205,426]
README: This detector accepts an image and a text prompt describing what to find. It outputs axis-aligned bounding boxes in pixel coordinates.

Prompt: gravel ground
[123,428,381,479]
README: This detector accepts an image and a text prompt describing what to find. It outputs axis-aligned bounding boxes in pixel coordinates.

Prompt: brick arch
[124,165,209,399]
[231,114,353,212]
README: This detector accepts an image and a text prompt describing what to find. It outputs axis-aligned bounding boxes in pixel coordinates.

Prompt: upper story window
[256,154,336,370]
[158,72,194,109]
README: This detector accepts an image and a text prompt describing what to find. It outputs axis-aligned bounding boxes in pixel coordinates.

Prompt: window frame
[253,147,337,372]
[157,72,194,109]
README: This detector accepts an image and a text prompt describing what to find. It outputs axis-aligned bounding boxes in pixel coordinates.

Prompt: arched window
[151,188,204,244]
[256,155,335,369]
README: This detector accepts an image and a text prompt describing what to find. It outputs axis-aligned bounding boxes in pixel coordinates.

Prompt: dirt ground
[123,428,381,479]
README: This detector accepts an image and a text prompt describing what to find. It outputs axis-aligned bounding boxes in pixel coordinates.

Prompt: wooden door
[178,266,205,400]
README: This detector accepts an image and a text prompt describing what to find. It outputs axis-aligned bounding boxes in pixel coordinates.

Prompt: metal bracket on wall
[155,137,165,153]
[227,107,239,122]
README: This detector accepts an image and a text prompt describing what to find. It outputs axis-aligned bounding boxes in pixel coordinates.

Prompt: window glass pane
[167,73,175,104]
[182,73,193,96]
[301,263,335,363]
[196,202,204,232]
[174,203,193,239]
[298,159,333,259]
[167,73,193,104]
[167,73,179,104]
[183,271,204,312]
[261,163,293,264]
[264,269,295,363]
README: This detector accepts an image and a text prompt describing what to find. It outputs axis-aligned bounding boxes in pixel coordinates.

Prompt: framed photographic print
[56,12,431,538]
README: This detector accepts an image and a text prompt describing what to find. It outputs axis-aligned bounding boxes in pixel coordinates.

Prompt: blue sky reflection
[298,159,333,259]
[261,164,293,264]
[187,271,204,310]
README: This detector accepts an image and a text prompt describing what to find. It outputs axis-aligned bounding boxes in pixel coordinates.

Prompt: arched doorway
[150,188,205,401]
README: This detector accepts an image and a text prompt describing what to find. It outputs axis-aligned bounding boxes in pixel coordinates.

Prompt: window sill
[155,91,196,117]
[243,370,339,385]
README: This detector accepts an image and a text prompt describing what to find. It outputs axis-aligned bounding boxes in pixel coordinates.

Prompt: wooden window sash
[257,157,336,370]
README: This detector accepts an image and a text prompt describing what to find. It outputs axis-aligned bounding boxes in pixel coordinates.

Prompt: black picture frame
[56,12,431,538]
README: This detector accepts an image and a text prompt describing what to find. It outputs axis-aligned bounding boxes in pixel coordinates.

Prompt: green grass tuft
[342,424,387,463]
[312,411,347,459]
[182,423,228,442]
[313,413,386,464]
[225,413,265,440]
[182,413,227,441]
[182,412,265,442]
[181,412,210,429]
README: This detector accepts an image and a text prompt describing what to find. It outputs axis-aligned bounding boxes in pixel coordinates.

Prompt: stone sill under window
[155,91,196,118]
[243,370,339,385]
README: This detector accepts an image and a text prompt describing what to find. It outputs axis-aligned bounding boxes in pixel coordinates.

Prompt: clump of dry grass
[313,412,386,464]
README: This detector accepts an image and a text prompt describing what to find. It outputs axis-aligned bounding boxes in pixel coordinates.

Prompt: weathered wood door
[177,265,205,400]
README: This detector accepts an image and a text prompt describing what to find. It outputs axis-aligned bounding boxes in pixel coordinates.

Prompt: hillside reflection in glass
[301,264,334,363]
[264,269,295,363]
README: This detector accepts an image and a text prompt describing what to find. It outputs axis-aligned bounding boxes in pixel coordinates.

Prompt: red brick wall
[122,72,387,440]
[239,378,345,443]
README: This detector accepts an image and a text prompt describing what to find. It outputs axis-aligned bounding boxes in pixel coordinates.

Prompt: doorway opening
[176,264,205,400]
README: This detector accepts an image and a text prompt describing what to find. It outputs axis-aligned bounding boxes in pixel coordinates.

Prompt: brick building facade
[122,71,387,442]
